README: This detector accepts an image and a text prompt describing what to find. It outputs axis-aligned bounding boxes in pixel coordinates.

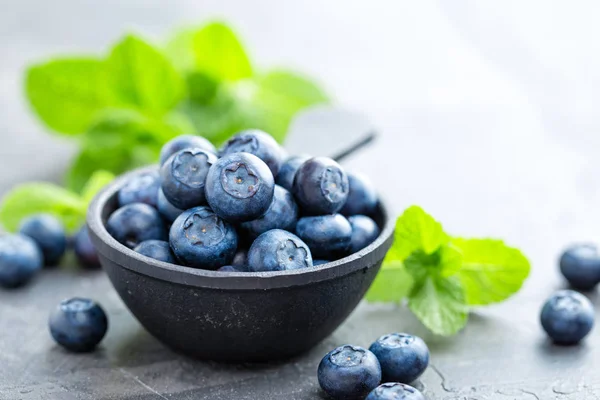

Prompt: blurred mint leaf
[186,72,219,105]
[0,183,85,233]
[67,148,130,193]
[366,261,413,303]
[164,27,197,72]
[453,238,531,306]
[25,58,110,135]
[107,35,185,116]
[81,170,115,204]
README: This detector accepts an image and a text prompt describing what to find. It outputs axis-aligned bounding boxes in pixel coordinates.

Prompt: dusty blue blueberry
[232,249,248,270]
[170,206,237,270]
[0,234,43,288]
[49,297,108,352]
[19,214,67,266]
[219,129,285,176]
[157,188,184,223]
[559,244,600,290]
[348,215,380,254]
[314,259,330,266]
[134,240,176,264]
[106,203,167,249]
[341,172,379,217]
[275,155,310,192]
[541,290,594,345]
[296,214,352,259]
[240,185,299,239]
[366,383,425,400]
[318,345,382,400]
[247,229,313,272]
[118,171,160,208]
[217,265,241,272]
[369,333,429,384]
[205,152,275,223]
[293,157,349,215]
[73,227,100,269]
[160,148,218,210]
[159,134,216,165]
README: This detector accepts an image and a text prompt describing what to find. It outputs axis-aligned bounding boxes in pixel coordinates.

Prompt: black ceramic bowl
[87,166,394,362]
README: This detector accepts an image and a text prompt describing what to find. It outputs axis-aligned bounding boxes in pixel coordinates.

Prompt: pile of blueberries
[318,333,429,400]
[106,130,381,272]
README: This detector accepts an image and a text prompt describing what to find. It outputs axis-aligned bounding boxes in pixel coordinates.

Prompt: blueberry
[117,171,160,207]
[73,227,100,269]
[19,214,67,266]
[161,148,218,210]
[159,134,216,165]
[348,215,380,254]
[169,206,237,270]
[0,234,43,288]
[232,249,248,270]
[106,203,167,249]
[366,383,425,400]
[247,229,313,272]
[205,152,275,223]
[219,129,285,176]
[134,240,176,264]
[275,155,310,192]
[540,290,594,345]
[341,172,379,217]
[240,185,299,239]
[157,188,184,223]
[317,345,382,400]
[296,214,352,259]
[217,265,241,272]
[49,297,108,352]
[369,333,430,384]
[559,244,600,290]
[293,157,349,215]
[314,259,330,266]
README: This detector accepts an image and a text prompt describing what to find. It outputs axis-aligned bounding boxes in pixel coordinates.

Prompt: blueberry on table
[106,203,167,249]
[49,297,108,352]
[341,172,379,217]
[296,214,352,259]
[366,383,425,400]
[293,157,349,215]
[73,227,100,269]
[117,171,160,208]
[157,188,184,223]
[205,152,275,223]
[318,345,382,400]
[0,234,42,288]
[134,240,176,264]
[348,215,380,254]
[369,333,429,384]
[559,244,600,290]
[19,214,67,266]
[219,129,285,176]
[540,290,594,345]
[160,148,218,210]
[169,206,237,270]
[275,155,310,192]
[247,229,313,272]
[159,134,216,165]
[240,185,299,239]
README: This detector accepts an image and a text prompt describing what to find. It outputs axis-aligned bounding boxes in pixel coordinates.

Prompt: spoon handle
[331,131,377,163]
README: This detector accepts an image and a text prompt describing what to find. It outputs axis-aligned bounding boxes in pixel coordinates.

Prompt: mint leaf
[192,22,252,81]
[67,148,130,193]
[453,238,531,305]
[0,183,85,233]
[25,58,110,135]
[408,275,469,336]
[81,170,115,204]
[186,72,219,105]
[164,27,197,72]
[366,261,414,303]
[107,35,185,116]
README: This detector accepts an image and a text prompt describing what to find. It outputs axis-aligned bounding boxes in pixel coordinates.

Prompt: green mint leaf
[192,22,253,81]
[164,27,197,72]
[81,170,115,204]
[107,35,185,116]
[439,243,464,277]
[67,148,130,193]
[0,183,85,233]
[185,72,219,105]
[386,206,449,262]
[452,238,531,306]
[366,261,414,303]
[25,58,110,135]
[408,275,469,336]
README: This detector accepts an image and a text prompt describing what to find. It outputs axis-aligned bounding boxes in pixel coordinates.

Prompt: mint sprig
[367,206,530,336]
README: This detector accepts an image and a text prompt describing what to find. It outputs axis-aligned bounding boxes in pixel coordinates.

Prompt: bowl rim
[87,166,395,290]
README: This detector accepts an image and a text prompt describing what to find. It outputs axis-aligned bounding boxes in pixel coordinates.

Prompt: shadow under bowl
[87,166,394,362]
